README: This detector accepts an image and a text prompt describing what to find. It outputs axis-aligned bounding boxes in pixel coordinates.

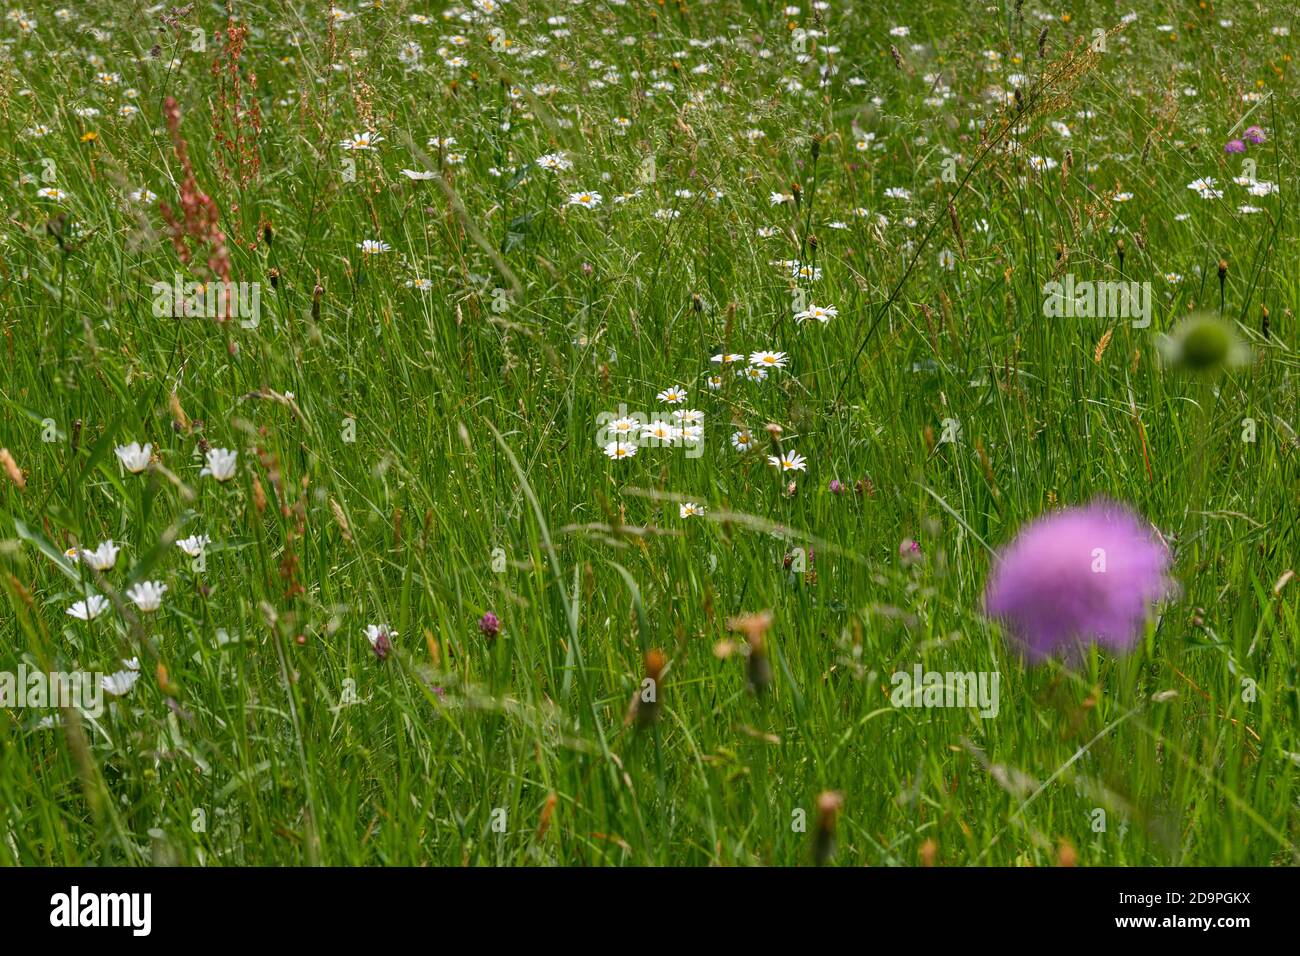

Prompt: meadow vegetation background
[0,0,1297,865]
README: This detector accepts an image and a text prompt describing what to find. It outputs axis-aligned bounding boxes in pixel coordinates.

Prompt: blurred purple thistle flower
[1224,139,1246,154]
[1243,125,1266,144]
[983,501,1173,663]
[478,611,500,640]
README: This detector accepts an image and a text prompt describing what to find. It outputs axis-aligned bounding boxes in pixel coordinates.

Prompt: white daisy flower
[340,131,383,150]
[567,191,603,208]
[794,303,837,324]
[603,441,638,460]
[176,534,211,557]
[641,420,676,444]
[731,430,756,452]
[606,417,641,436]
[101,658,141,697]
[67,594,110,621]
[126,581,167,613]
[114,442,152,473]
[80,540,120,571]
[749,350,788,369]
[199,448,238,482]
[535,152,573,172]
[768,451,808,472]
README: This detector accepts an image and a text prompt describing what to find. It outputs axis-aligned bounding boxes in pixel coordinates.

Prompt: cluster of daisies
[64,530,211,620]
[704,350,789,389]
[115,442,238,483]
[57,442,237,637]
[600,351,800,463]
[600,346,809,522]
[600,404,705,461]
[62,540,166,619]
[109,437,404,670]
[1186,161,1278,215]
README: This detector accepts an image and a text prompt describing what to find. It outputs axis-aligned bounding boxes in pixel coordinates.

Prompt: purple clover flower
[478,611,500,640]
[983,501,1172,662]
[366,625,393,661]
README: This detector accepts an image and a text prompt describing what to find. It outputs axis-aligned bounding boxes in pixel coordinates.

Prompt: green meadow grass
[0,0,1297,865]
